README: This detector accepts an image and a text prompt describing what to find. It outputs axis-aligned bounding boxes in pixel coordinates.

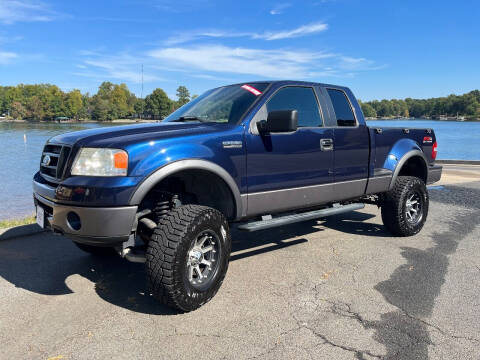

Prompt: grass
[0,215,36,229]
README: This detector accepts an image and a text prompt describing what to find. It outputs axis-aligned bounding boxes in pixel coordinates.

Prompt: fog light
[67,211,81,231]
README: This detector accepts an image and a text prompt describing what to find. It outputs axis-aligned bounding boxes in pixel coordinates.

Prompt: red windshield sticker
[241,84,262,96]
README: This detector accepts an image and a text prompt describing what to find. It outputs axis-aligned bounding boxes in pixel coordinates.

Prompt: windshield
[163,83,270,124]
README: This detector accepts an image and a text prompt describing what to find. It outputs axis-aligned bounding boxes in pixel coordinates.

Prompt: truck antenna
[141,64,144,99]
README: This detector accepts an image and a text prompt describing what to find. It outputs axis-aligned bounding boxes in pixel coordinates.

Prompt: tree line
[0,82,195,121]
[2,82,479,121]
[359,90,480,120]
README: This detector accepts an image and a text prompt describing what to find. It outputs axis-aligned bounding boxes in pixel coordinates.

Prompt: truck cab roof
[229,80,351,91]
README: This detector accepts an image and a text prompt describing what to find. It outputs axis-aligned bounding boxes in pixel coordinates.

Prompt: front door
[245,86,335,216]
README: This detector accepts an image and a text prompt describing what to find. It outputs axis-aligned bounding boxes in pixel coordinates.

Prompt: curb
[0,224,44,241]
[437,159,480,165]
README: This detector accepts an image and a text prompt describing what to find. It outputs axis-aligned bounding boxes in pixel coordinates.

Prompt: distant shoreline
[0,118,159,124]
[365,117,480,122]
[1,117,479,124]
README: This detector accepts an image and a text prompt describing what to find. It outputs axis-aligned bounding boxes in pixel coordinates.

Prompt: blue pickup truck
[33,81,442,311]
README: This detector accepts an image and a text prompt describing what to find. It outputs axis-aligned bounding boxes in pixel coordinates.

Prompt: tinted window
[327,89,356,127]
[164,82,270,124]
[267,87,322,127]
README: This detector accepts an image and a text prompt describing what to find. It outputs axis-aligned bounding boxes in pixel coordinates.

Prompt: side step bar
[237,203,365,232]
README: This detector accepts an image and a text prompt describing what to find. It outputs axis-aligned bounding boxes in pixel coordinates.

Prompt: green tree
[26,96,45,119]
[377,99,394,117]
[92,98,110,121]
[91,82,136,121]
[360,102,377,118]
[176,85,190,107]
[134,98,146,117]
[65,90,83,119]
[111,84,129,119]
[10,101,27,119]
[145,88,172,118]
[45,85,65,119]
[0,86,11,114]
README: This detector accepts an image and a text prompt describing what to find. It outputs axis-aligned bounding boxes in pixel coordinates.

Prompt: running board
[237,203,365,232]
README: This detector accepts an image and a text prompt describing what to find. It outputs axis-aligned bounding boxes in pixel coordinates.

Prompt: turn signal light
[114,151,128,169]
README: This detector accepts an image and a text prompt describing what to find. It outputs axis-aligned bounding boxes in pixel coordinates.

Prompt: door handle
[320,138,334,151]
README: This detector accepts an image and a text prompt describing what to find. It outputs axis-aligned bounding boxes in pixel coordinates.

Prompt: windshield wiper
[173,115,209,123]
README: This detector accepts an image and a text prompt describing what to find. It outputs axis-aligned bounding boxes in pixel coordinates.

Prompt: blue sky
[0,0,479,101]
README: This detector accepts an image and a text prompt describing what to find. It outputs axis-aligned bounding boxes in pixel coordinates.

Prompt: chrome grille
[40,144,71,182]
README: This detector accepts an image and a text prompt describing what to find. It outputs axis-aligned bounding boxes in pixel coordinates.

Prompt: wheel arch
[129,159,244,220]
[389,150,428,190]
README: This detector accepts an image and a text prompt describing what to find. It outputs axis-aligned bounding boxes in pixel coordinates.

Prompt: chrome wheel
[186,230,220,289]
[405,191,423,224]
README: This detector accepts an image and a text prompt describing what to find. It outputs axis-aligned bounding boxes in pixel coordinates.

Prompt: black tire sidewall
[174,211,231,310]
[400,178,429,235]
[146,205,232,312]
[382,176,429,236]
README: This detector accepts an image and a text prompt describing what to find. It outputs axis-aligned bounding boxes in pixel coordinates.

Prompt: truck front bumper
[34,193,138,246]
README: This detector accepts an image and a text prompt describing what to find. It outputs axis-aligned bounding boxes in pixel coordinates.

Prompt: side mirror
[257,110,298,133]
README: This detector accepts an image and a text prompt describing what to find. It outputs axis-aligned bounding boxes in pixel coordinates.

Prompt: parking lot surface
[0,167,479,359]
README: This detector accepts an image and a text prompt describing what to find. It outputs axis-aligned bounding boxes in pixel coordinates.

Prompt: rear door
[320,87,370,199]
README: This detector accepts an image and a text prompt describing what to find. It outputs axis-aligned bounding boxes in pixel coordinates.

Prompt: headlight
[71,148,128,176]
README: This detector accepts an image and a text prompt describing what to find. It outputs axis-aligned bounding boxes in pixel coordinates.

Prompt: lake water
[0,122,121,221]
[0,119,479,221]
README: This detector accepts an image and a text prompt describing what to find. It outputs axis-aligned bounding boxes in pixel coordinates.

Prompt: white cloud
[256,22,328,40]
[165,22,329,45]
[149,45,341,79]
[0,50,17,64]
[76,53,163,83]
[83,16,157,23]
[147,43,382,80]
[0,34,23,44]
[164,30,244,46]
[270,3,292,15]
[191,73,232,81]
[74,40,380,88]
[0,0,58,24]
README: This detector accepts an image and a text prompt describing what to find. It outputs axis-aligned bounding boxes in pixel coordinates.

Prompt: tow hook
[116,233,147,263]
[121,247,146,264]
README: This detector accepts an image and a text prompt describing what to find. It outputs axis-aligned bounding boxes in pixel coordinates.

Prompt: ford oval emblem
[42,155,51,166]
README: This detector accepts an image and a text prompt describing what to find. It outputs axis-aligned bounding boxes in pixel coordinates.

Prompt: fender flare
[129,159,243,220]
[389,149,428,190]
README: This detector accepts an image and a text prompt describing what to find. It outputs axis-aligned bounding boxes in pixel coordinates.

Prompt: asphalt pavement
[0,166,479,359]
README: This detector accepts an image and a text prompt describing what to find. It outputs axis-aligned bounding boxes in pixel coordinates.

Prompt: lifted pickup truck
[33,81,442,311]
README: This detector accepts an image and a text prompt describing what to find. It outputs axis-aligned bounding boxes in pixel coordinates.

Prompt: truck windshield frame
[163,83,270,125]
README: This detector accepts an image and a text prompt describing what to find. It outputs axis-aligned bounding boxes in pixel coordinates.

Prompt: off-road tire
[73,242,116,256]
[381,176,429,236]
[146,205,231,312]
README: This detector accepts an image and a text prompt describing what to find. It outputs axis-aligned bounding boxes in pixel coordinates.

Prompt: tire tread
[381,176,428,237]
[146,205,231,311]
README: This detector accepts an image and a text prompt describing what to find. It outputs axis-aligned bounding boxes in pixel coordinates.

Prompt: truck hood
[48,122,230,148]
